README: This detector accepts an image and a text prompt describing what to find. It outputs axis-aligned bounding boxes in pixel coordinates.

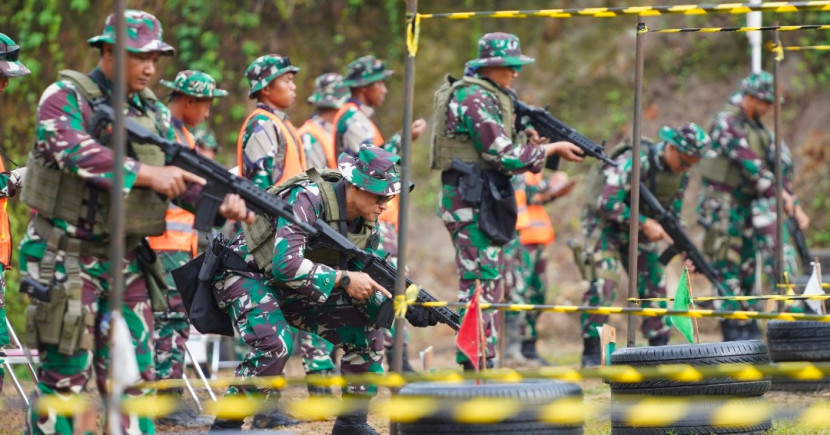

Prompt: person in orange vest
[504,170,574,366]
[299,72,348,170]
[333,55,427,371]
[152,70,228,427]
[0,31,29,394]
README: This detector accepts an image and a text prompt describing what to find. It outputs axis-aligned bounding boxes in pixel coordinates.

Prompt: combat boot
[581,337,602,367]
[503,315,532,367]
[157,407,213,428]
[251,391,301,428]
[208,417,244,432]
[720,319,743,342]
[331,395,379,435]
[385,343,415,373]
[648,334,669,347]
[307,369,335,396]
[521,339,551,366]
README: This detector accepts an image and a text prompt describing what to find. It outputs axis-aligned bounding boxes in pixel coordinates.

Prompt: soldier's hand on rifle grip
[683,257,696,273]
[526,128,547,145]
[795,204,810,230]
[642,218,673,244]
[411,118,427,141]
[544,141,584,163]
[219,193,255,224]
[136,164,206,198]
[781,191,796,216]
[339,270,392,300]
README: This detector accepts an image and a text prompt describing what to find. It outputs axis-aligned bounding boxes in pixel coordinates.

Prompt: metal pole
[748,0,763,73]
[627,18,646,348]
[107,0,127,431]
[773,29,785,307]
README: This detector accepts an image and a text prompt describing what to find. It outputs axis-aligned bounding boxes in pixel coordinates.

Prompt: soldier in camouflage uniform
[697,71,806,340]
[432,32,583,369]
[334,55,427,371]
[152,70,228,427]
[579,123,709,366]
[209,148,431,434]
[17,11,251,434]
[0,32,30,393]
[193,122,219,159]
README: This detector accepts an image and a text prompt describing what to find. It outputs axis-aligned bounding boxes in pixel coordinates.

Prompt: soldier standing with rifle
[577,123,709,366]
[432,32,583,370]
[17,11,251,434]
[152,70,228,427]
[0,32,30,394]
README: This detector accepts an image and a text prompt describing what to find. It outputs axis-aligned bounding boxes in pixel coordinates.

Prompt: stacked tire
[766,320,830,392]
[608,341,772,434]
[395,380,584,434]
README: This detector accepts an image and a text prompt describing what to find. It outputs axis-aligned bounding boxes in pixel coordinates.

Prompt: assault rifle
[790,217,812,270]
[92,104,460,331]
[639,183,729,298]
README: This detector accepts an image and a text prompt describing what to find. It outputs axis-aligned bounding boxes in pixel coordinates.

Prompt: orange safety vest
[517,172,555,246]
[0,157,11,269]
[333,101,398,227]
[297,118,336,169]
[237,108,307,185]
[147,125,199,255]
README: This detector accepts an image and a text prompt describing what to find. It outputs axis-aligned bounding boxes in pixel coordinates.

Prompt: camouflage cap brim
[340,69,394,88]
[87,35,176,55]
[159,78,229,98]
[247,66,301,99]
[465,54,535,71]
[0,59,30,77]
[338,148,408,196]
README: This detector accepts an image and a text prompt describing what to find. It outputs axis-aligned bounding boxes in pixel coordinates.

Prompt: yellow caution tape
[646,24,830,33]
[405,13,421,57]
[782,44,830,50]
[628,293,830,303]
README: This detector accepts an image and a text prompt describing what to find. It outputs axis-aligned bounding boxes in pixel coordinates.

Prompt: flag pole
[685,266,701,344]
[815,258,826,315]
[477,282,486,375]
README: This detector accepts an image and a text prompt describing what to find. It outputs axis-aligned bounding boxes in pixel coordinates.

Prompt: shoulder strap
[58,70,103,102]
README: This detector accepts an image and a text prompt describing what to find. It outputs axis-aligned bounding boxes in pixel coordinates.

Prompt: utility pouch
[31,283,68,347]
[451,160,483,204]
[25,305,40,349]
[58,300,84,355]
[478,170,517,246]
[137,239,170,312]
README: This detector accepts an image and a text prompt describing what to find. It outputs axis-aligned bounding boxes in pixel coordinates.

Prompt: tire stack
[395,380,584,434]
[766,320,830,392]
[608,341,772,434]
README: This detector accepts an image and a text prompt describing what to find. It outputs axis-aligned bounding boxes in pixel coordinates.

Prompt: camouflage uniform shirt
[239,102,294,191]
[335,98,401,156]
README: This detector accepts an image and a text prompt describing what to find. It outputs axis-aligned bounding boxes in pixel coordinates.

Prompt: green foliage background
[0,0,827,345]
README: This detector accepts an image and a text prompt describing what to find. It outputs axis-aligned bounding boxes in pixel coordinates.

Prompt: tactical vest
[429,75,511,171]
[242,168,375,274]
[298,118,336,169]
[697,104,772,199]
[583,138,683,217]
[236,108,307,185]
[0,157,12,268]
[21,69,168,238]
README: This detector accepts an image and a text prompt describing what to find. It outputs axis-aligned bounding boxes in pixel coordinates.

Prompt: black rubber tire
[610,397,772,434]
[770,376,830,392]
[766,320,830,361]
[395,380,583,434]
[608,340,771,397]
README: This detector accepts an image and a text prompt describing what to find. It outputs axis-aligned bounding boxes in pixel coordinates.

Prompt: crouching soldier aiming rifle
[179,148,445,434]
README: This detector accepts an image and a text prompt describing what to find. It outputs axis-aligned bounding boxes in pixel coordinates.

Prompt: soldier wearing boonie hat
[431,32,584,371]
[578,122,709,366]
[0,32,29,396]
[237,54,307,192]
[298,73,348,170]
[21,10,253,434]
[697,71,808,341]
[149,69,229,428]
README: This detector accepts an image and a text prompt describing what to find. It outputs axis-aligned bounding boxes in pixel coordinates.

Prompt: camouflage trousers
[153,250,192,382]
[298,330,335,373]
[0,267,7,393]
[503,240,549,340]
[581,225,670,340]
[215,270,384,397]
[699,195,797,312]
[19,228,155,434]
[445,221,503,364]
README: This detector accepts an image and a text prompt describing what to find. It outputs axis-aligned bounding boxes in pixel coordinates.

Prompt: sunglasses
[373,193,394,205]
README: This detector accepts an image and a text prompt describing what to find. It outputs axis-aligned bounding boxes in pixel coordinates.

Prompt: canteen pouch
[137,239,170,312]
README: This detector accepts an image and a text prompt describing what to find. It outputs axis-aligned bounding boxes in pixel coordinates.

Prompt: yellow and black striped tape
[781,44,830,50]
[628,294,830,303]
[415,2,830,20]
[643,24,830,33]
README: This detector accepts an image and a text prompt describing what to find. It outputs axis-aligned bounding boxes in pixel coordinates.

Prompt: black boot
[581,337,602,367]
[385,343,415,373]
[307,369,335,396]
[251,408,301,428]
[208,417,244,432]
[331,396,379,435]
[157,407,213,428]
[648,334,669,347]
[721,319,743,342]
[521,339,550,366]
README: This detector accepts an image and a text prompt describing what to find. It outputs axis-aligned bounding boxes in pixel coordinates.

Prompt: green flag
[670,268,695,344]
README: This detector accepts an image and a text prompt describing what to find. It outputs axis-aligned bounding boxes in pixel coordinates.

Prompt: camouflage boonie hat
[245,54,300,99]
[307,72,348,108]
[88,10,174,55]
[741,71,774,103]
[193,123,219,150]
[341,55,394,88]
[338,148,412,196]
[659,122,710,158]
[0,33,30,77]
[160,70,228,98]
[465,32,535,72]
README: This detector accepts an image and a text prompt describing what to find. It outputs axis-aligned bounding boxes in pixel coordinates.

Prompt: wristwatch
[339,271,351,289]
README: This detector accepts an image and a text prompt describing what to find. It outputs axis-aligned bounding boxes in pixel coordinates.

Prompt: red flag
[456,282,482,370]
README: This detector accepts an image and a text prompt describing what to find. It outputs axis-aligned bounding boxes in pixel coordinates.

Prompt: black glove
[405,305,439,327]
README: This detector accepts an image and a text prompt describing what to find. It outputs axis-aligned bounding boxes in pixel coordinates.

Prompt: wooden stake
[685,266,701,344]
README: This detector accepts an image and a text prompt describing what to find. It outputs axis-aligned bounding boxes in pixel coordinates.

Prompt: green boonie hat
[659,122,710,158]
[161,70,228,98]
[341,55,393,88]
[307,72,348,108]
[87,10,175,55]
[465,32,535,72]
[741,71,774,103]
[192,123,219,150]
[246,54,300,99]
[338,148,412,197]
[0,33,30,77]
